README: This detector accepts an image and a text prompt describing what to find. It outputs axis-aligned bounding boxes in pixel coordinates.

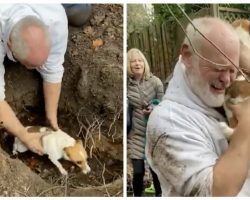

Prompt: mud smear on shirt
[148,131,186,186]
[148,130,212,196]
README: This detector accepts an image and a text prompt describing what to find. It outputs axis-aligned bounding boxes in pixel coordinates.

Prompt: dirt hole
[0,106,122,190]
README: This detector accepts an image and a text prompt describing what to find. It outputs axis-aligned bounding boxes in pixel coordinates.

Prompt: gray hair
[10,16,50,61]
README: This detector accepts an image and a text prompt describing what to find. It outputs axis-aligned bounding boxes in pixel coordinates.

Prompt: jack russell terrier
[219,19,250,139]
[13,126,91,176]
[221,75,250,139]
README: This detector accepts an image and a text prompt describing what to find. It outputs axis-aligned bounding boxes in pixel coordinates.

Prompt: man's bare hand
[47,117,59,131]
[20,132,45,155]
[142,106,153,116]
[227,98,250,122]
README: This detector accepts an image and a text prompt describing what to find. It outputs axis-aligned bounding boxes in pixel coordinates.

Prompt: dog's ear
[63,147,71,158]
[76,139,83,145]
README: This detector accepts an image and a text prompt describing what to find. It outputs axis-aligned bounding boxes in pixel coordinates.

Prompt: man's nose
[219,70,231,85]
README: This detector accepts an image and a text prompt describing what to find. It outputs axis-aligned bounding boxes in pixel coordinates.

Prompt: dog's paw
[218,122,234,139]
[60,168,68,176]
[12,150,18,155]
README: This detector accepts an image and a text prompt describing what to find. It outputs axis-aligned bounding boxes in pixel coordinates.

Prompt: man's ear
[181,44,192,68]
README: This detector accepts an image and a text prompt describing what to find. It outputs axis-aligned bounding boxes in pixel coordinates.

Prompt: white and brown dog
[219,19,250,138]
[13,126,91,176]
[221,75,250,139]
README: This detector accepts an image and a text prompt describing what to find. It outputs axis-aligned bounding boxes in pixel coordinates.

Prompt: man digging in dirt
[0,4,68,155]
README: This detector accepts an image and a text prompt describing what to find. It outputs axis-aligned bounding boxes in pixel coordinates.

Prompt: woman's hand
[143,106,153,115]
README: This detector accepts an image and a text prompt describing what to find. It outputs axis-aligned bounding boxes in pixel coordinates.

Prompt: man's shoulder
[151,99,203,122]
[27,5,67,26]
[148,99,211,137]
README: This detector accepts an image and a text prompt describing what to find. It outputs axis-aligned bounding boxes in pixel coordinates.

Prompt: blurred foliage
[153,4,209,22]
[128,4,250,34]
[220,4,250,10]
[127,4,153,34]
[153,4,250,22]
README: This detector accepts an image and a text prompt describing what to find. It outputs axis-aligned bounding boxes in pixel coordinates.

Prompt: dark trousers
[131,159,162,197]
[149,167,162,197]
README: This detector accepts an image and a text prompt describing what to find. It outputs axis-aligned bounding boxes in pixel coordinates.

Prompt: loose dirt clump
[0,4,123,197]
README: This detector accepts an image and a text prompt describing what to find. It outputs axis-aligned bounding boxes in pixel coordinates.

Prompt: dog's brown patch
[225,79,250,128]
[232,19,250,33]
[228,116,238,128]
[26,126,52,133]
[64,140,89,170]
[227,80,250,99]
[26,126,43,133]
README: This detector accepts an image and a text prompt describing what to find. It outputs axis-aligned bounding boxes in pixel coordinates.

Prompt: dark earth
[0,4,123,197]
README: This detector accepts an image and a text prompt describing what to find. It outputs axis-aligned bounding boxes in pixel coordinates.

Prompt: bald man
[0,5,68,154]
[146,17,250,196]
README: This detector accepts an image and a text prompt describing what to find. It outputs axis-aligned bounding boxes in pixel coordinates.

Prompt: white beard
[187,58,226,107]
[188,73,225,107]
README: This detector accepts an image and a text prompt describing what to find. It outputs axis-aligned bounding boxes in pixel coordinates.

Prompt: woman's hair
[127,48,151,79]
[10,16,50,61]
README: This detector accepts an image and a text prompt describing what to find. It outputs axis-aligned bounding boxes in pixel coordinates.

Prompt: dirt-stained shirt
[145,56,250,196]
[0,4,68,100]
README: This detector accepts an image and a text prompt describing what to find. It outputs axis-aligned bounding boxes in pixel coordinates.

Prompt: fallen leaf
[92,38,103,49]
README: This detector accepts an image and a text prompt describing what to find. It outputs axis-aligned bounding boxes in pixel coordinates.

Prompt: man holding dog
[0,4,68,155]
[146,17,250,196]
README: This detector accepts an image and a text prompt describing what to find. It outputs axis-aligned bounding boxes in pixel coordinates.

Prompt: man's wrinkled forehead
[198,31,239,67]
[204,24,239,53]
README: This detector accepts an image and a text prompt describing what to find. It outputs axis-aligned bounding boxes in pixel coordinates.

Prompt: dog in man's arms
[221,75,250,138]
[220,19,250,139]
[13,126,91,176]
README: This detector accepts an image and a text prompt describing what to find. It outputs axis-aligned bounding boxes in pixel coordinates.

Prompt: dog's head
[232,19,250,33]
[224,75,250,128]
[63,140,91,174]
[225,75,250,104]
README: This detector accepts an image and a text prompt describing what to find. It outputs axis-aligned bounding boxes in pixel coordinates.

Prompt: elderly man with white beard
[146,17,250,197]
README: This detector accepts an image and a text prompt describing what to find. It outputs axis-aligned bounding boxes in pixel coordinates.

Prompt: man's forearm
[213,119,250,196]
[43,81,61,129]
[0,100,27,139]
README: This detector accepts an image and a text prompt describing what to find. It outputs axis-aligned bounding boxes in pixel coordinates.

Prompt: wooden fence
[127,5,250,82]
[128,20,176,81]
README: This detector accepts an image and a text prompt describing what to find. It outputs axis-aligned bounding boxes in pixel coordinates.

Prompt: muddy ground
[0,4,123,197]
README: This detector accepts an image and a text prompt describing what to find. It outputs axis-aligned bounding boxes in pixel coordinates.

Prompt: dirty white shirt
[145,56,250,196]
[0,4,68,100]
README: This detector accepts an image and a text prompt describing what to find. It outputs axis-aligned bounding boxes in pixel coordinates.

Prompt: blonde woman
[127,48,163,196]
